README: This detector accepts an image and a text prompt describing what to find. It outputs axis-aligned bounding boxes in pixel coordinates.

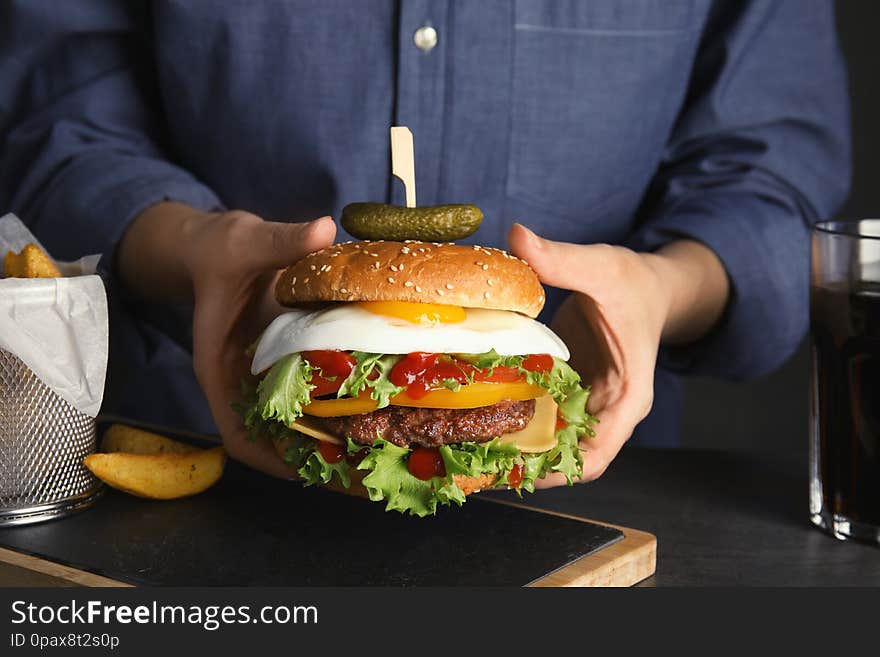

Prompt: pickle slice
[341,202,483,241]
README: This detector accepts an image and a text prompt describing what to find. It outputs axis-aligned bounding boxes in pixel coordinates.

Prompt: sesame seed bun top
[275,240,546,318]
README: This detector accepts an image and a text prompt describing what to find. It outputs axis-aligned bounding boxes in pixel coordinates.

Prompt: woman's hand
[117,202,336,477]
[508,224,729,484]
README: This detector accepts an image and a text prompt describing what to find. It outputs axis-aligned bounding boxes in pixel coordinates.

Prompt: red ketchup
[522,354,554,374]
[508,463,524,489]
[317,441,345,464]
[389,352,554,399]
[301,350,357,398]
[390,353,448,399]
[407,447,446,480]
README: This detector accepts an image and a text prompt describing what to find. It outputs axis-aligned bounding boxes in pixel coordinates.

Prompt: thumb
[507,223,588,290]
[508,223,600,293]
[248,215,337,270]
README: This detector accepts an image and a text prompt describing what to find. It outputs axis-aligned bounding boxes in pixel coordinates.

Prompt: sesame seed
[388,277,395,283]
[473,245,481,250]
[446,283,454,290]
[436,289,444,296]
[404,281,414,287]
[390,264,398,272]
[401,246,410,254]
[476,261,483,266]
[397,263,404,270]
[310,264,316,271]
[291,277,296,285]
[369,252,379,257]
[484,291,491,299]
[303,277,309,283]
[487,279,494,286]
[418,247,426,252]
[340,288,348,294]
[482,264,489,270]
[415,285,422,293]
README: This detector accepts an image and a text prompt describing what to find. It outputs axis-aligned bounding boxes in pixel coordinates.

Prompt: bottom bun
[273,435,499,499]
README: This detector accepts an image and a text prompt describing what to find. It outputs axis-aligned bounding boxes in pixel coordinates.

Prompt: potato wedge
[101,424,199,455]
[4,243,61,278]
[83,447,226,499]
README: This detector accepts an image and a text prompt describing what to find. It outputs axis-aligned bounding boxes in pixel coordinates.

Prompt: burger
[238,240,595,516]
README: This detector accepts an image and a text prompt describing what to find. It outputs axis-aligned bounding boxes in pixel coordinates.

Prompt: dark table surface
[486,445,880,586]
[2,441,878,586]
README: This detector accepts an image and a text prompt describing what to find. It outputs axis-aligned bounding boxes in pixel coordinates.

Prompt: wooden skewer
[390,126,416,208]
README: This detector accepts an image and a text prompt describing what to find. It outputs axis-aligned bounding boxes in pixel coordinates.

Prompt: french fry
[101,423,199,455]
[3,243,61,278]
[83,447,226,500]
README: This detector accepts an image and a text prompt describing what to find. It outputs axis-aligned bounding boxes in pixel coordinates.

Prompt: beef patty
[321,398,537,448]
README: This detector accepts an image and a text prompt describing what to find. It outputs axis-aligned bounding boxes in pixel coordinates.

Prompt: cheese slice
[290,395,559,453]
[496,395,559,453]
[290,415,343,445]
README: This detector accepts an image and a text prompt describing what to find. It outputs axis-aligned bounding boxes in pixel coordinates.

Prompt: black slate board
[0,430,622,586]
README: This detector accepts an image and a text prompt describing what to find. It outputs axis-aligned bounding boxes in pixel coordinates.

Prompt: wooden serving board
[0,499,655,588]
[0,423,655,587]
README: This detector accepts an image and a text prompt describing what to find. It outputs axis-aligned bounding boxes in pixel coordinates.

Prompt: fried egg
[251,302,569,375]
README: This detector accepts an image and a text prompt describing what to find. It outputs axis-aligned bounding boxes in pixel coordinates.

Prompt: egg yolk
[358,300,466,324]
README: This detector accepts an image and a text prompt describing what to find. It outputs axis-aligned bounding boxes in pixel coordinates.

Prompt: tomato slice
[389,352,536,398]
[474,365,522,383]
[299,351,552,416]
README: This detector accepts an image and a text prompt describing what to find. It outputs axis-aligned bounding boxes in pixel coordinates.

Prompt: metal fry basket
[0,349,102,526]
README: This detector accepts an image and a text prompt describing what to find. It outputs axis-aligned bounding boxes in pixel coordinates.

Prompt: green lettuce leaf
[439,439,520,481]
[335,352,404,409]
[256,354,315,426]
[275,429,351,488]
[298,448,351,488]
[520,452,548,494]
[234,349,597,516]
[356,439,448,517]
[455,349,524,376]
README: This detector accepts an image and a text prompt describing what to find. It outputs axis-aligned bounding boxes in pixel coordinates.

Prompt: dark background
[680,2,879,454]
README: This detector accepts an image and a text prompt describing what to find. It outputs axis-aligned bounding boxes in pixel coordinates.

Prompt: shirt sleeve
[627,0,851,379]
[0,1,223,263]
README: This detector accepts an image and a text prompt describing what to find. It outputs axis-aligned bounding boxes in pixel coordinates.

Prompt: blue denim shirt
[0,1,851,445]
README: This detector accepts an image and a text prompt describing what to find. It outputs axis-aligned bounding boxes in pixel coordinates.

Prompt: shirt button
[413,25,438,52]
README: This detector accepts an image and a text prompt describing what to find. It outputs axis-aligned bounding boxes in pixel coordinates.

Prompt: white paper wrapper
[0,213,107,417]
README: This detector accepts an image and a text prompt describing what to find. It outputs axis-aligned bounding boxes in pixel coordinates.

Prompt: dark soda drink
[810,281,880,531]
